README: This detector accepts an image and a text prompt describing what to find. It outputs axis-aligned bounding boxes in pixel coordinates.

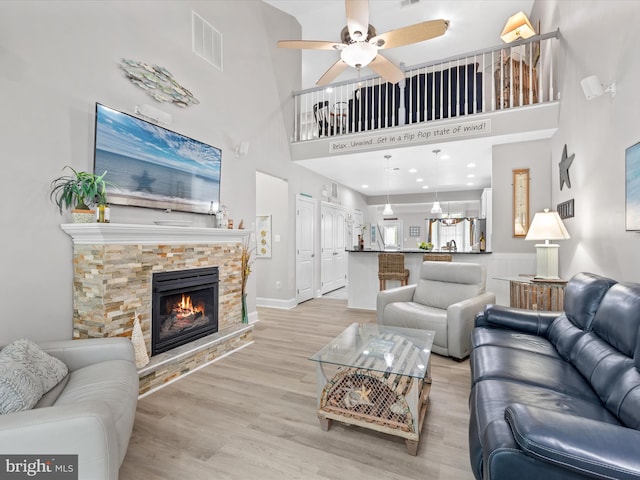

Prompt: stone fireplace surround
[61,223,254,396]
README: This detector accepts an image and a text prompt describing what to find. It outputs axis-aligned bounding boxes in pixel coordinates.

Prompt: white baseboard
[255,296,297,309]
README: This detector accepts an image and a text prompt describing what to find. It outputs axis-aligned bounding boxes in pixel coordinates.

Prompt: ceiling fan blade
[345,0,369,41]
[368,54,405,84]
[370,19,449,49]
[316,60,349,86]
[277,40,343,50]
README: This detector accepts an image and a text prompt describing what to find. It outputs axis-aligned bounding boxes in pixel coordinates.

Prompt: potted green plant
[50,166,110,223]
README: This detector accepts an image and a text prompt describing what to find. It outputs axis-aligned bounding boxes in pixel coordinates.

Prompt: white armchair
[376,261,495,360]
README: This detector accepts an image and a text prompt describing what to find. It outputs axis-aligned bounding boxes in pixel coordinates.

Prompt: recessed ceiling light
[467,162,476,168]
[466,182,475,186]
[409,168,417,173]
[362,184,368,188]
[467,174,475,178]
[325,87,333,93]
[440,154,450,160]
[416,178,423,182]
[421,185,429,189]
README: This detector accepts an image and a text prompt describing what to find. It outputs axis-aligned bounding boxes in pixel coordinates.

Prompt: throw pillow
[0,339,69,414]
[0,339,68,392]
[0,360,43,414]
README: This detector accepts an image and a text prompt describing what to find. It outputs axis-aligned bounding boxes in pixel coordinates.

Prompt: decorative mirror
[513,168,530,237]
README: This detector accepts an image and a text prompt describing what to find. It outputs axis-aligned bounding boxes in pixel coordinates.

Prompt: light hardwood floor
[120,298,474,480]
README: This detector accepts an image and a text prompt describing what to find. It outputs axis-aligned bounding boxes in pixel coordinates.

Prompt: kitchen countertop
[346,248,491,254]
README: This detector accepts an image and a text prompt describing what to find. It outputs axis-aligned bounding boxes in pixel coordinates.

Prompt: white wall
[255,171,289,300]
[491,139,553,254]
[532,0,640,281]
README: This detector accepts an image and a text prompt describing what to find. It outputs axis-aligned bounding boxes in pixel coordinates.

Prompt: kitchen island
[347,249,534,310]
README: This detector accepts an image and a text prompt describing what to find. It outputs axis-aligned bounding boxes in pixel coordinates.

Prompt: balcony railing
[291,30,559,143]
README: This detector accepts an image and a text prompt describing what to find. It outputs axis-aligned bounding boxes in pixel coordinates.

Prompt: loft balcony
[288,31,560,161]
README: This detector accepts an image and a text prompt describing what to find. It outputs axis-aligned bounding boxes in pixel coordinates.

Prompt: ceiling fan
[277,0,449,86]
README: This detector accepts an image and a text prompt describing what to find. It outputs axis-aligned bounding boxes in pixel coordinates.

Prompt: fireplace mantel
[62,221,253,395]
[61,223,250,245]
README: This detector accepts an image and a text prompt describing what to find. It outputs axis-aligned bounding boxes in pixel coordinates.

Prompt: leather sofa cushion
[470,345,596,400]
[382,302,447,348]
[591,283,640,358]
[54,359,139,462]
[563,272,616,330]
[472,328,561,358]
[469,379,620,480]
[413,262,485,309]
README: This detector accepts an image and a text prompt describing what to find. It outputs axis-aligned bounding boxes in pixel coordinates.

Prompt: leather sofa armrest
[475,304,558,337]
[505,403,640,480]
[376,285,417,324]
[447,292,496,360]
[39,338,135,372]
[0,402,120,480]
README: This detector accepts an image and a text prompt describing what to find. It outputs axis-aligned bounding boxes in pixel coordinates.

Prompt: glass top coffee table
[309,322,435,455]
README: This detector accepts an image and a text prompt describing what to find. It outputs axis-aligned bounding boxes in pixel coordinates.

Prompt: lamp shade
[525,209,570,241]
[500,11,536,43]
[431,201,442,215]
[383,203,394,215]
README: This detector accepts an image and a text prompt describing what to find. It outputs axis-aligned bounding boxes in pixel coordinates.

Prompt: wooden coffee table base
[317,367,431,455]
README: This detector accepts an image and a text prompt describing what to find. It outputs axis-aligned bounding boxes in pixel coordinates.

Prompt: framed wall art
[513,168,530,237]
[256,215,272,257]
[626,141,640,231]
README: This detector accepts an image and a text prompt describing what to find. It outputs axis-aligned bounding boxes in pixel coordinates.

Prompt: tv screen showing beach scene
[93,103,221,214]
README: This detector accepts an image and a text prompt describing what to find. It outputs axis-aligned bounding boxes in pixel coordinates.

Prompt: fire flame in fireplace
[173,294,204,319]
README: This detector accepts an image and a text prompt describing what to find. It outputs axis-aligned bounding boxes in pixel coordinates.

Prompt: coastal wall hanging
[626,141,640,231]
[557,198,575,219]
[559,144,574,190]
[256,215,272,258]
[120,59,199,107]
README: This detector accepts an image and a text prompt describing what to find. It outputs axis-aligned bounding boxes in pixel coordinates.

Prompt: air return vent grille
[192,11,223,71]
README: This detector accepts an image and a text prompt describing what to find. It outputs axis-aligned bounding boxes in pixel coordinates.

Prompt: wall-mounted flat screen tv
[93,103,221,214]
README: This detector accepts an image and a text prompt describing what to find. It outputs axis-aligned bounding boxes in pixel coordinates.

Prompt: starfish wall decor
[559,144,575,190]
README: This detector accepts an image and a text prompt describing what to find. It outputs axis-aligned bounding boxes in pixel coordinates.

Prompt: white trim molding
[61,223,250,245]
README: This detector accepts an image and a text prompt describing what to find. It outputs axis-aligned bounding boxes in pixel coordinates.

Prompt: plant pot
[71,209,96,224]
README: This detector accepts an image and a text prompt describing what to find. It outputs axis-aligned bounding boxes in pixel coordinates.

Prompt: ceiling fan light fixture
[340,42,378,68]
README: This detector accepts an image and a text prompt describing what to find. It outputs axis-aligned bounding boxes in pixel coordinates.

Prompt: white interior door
[333,208,347,289]
[321,205,335,294]
[296,195,315,303]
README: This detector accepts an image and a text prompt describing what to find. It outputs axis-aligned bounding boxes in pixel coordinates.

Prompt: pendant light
[383,154,394,216]
[431,149,443,215]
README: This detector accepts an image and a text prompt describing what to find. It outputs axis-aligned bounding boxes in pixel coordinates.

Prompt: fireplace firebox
[152,267,219,355]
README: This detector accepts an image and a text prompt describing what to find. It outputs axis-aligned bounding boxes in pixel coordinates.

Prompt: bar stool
[378,253,410,290]
[422,253,453,262]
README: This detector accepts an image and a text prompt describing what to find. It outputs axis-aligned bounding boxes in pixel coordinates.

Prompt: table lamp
[525,208,570,279]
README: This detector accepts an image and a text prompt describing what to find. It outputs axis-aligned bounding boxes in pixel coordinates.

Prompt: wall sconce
[525,208,570,279]
[234,141,250,158]
[580,75,616,100]
[500,11,536,43]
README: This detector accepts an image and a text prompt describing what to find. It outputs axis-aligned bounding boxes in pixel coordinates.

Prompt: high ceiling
[263,0,535,201]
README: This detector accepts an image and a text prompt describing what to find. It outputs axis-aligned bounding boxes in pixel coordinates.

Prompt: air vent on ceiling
[192,11,223,71]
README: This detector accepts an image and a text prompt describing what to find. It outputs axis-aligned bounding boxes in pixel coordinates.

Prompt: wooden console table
[505,276,567,311]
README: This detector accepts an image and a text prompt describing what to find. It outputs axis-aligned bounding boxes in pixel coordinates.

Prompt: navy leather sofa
[469,272,640,479]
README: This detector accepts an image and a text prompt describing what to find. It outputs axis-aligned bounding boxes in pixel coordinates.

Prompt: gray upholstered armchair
[376,261,495,360]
